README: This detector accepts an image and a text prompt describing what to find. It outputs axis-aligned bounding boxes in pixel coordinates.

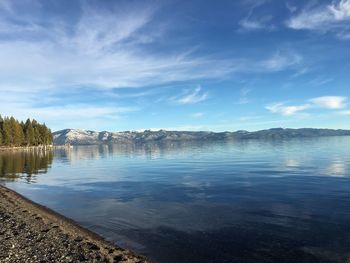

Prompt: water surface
[1,137,350,263]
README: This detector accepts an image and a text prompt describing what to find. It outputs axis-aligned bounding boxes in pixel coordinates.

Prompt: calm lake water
[1,137,350,263]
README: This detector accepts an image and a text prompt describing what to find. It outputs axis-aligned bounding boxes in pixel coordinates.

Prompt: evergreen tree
[9,117,24,146]
[0,115,3,145]
[0,115,53,147]
[15,122,25,146]
[32,119,40,146]
[47,128,53,145]
[2,117,11,146]
[25,119,35,146]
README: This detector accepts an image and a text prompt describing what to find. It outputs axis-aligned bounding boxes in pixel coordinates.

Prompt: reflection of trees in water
[0,149,53,182]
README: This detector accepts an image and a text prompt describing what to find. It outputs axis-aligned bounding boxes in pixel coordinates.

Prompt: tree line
[0,115,53,147]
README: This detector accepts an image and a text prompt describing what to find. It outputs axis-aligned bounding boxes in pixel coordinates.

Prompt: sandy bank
[0,185,148,263]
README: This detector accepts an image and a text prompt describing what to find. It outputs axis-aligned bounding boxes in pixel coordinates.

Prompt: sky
[0,0,350,132]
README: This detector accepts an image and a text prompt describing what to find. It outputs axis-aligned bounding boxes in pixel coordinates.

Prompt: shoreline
[0,145,72,152]
[0,185,148,262]
[0,146,53,152]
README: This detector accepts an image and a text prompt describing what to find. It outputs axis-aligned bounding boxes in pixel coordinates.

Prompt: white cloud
[237,88,251,104]
[0,1,303,94]
[238,0,274,32]
[307,77,334,87]
[0,1,240,94]
[309,96,347,109]
[290,67,309,78]
[0,36,234,92]
[0,1,307,131]
[0,99,139,131]
[266,103,311,116]
[191,112,204,118]
[0,101,138,121]
[286,2,298,13]
[30,105,138,120]
[228,51,303,74]
[239,16,275,31]
[260,51,302,71]
[238,97,250,105]
[239,18,265,30]
[330,0,350,20]
[173,86,208,105]
[287,0,350,38]
[267,96,348,116]
[337,31,350,39]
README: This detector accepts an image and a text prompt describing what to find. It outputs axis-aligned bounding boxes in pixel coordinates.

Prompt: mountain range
[53,128,350,145]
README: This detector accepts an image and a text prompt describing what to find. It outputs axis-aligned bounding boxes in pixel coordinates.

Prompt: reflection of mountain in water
[54,140,236,162]
[0,149,53,182]
[54,137,341,163]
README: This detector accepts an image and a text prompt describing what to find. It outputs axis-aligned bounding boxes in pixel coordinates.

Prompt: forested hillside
[0,115,53,147]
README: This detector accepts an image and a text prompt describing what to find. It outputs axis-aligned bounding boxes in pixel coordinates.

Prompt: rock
[0,186,148,263]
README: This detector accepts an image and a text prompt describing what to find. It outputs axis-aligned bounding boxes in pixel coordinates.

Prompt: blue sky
[0,0,350,132]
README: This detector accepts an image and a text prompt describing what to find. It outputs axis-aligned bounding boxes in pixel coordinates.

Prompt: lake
[1,137,350,263]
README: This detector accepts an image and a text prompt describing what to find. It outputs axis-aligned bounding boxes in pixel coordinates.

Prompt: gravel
[0,185,148,263]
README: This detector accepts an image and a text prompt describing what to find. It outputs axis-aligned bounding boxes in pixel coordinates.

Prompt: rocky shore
[0,146,53,152]
[0,185,148,263]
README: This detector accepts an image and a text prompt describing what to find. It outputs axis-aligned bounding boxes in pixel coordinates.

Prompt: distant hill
[53,128,350,145]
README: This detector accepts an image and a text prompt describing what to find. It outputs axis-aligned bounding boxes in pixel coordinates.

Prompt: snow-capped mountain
[53,129,228,145]
[53,128,350,145]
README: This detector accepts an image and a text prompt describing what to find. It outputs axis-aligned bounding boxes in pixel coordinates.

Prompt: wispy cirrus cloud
[172,86,209,105]
[286,0,350,39]
[266,96,348,116]
[237,88,251,104]
[239,16,275,31]
[0,0,231,130]
[286,2,297,13]
[0,0,319,132]
[260,51,302,71]
[0,0,305,94]
[191,112,204,118]
[266,103,311,116]
[0,0,239,94]
[0,101,139,130]
[238,0,275,31]
[0,0,304,98]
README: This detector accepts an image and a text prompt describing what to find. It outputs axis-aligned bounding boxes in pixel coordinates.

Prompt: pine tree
[25,119,35,146]
[14,121,24,146]
[47,128,53,145]
[14,118,24,145]
[34,126,40,145]
[0,115,52,147]
[9,117,24,146]
[32,119,40,145]
[2,117,11,146]
[0,115,3,145]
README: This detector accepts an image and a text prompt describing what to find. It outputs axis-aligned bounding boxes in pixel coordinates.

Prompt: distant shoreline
[0,185,148,262]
